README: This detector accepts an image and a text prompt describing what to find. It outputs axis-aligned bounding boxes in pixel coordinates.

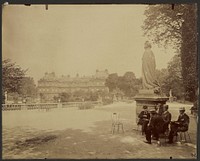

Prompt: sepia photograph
[2,3,198,159]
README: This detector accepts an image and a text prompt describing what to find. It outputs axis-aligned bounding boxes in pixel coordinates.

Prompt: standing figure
[144,108,164,144]
[156,103,164,115]
[138,105,150,135]
[190,100,197,115]
[142,41,160,90]
[168,107,190,144]
[161,104,172,133]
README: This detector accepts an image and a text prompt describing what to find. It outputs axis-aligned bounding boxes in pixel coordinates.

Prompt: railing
[2,101,102,111]
[2,103,58,111]
[60,101,101,108]
[62,102,83,108]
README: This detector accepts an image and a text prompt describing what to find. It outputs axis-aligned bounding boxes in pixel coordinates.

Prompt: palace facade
[37,70,109,102]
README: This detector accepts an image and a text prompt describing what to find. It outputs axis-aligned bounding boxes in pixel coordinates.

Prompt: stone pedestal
[134,90,169,122]
[57,103,62,108]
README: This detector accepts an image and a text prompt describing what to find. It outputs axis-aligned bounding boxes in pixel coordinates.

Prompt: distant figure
[142,41,160,90]
[167,107,189,144]
[190,100,197,115]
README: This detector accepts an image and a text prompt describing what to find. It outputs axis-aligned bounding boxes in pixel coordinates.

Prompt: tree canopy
[105,72,142,97]
[142,4,197,101]
[105,73,119,92]
[19,77,37,98]
[2,59,27,94]
[156,54,184,100]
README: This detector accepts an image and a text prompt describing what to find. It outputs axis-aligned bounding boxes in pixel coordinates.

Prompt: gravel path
[2,101,197,159]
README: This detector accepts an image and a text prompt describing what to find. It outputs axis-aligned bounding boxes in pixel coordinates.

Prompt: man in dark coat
[161,104,172,133]
[167,107,190,144]
[138,105,150,135]
[157,103,164,116]
[144,108,164,144]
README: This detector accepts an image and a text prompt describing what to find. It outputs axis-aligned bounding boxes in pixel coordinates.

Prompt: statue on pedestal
[134,41,169,123]
[142,41,160,92]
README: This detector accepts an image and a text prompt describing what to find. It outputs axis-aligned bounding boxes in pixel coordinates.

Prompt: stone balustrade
[2,101,102,111]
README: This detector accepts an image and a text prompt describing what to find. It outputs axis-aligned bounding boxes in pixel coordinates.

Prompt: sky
[2,4,176,83]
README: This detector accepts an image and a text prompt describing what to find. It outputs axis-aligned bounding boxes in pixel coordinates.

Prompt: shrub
[102,98,113,105]
[78,102,94,110]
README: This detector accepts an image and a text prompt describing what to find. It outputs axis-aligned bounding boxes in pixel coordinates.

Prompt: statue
[169,89,173,102]
[142,41,160,91]
[135,41,169,122]
[169,89,173,97]
[5,91,8,104]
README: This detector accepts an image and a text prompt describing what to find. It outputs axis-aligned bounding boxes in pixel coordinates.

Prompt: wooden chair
[158,129,169,146]
[175,131,191,143]
[111,113,124,134]
[136,119,143,134]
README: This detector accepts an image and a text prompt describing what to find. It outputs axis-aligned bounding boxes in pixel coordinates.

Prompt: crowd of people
[137,104,190,144]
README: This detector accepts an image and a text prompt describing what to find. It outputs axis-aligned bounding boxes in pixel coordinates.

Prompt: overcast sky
[2,4,176,83]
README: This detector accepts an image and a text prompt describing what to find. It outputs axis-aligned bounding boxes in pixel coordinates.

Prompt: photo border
[0,0,199,161]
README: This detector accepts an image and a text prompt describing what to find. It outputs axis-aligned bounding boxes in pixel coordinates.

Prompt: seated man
[144,108,164,144]
[167,107,189,144]
[161,104,172,133]
[138,105,150,135]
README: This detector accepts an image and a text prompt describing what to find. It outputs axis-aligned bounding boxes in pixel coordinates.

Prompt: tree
[118,72,140,97]
[142,4,183,49]
[156,68,169,94]
[73,90,85,98]
[142,4,197,102]
[89,92,98,101]
[105,73,119,92]
[59,92,71,102]
[156,55,184,100]
[40,93,46,103]
[123,72,136,80]
[2,59,27,102]
[53,95,59,102]
[105,72,142,97]
[181,5,198,102]
[19,77,37,98]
